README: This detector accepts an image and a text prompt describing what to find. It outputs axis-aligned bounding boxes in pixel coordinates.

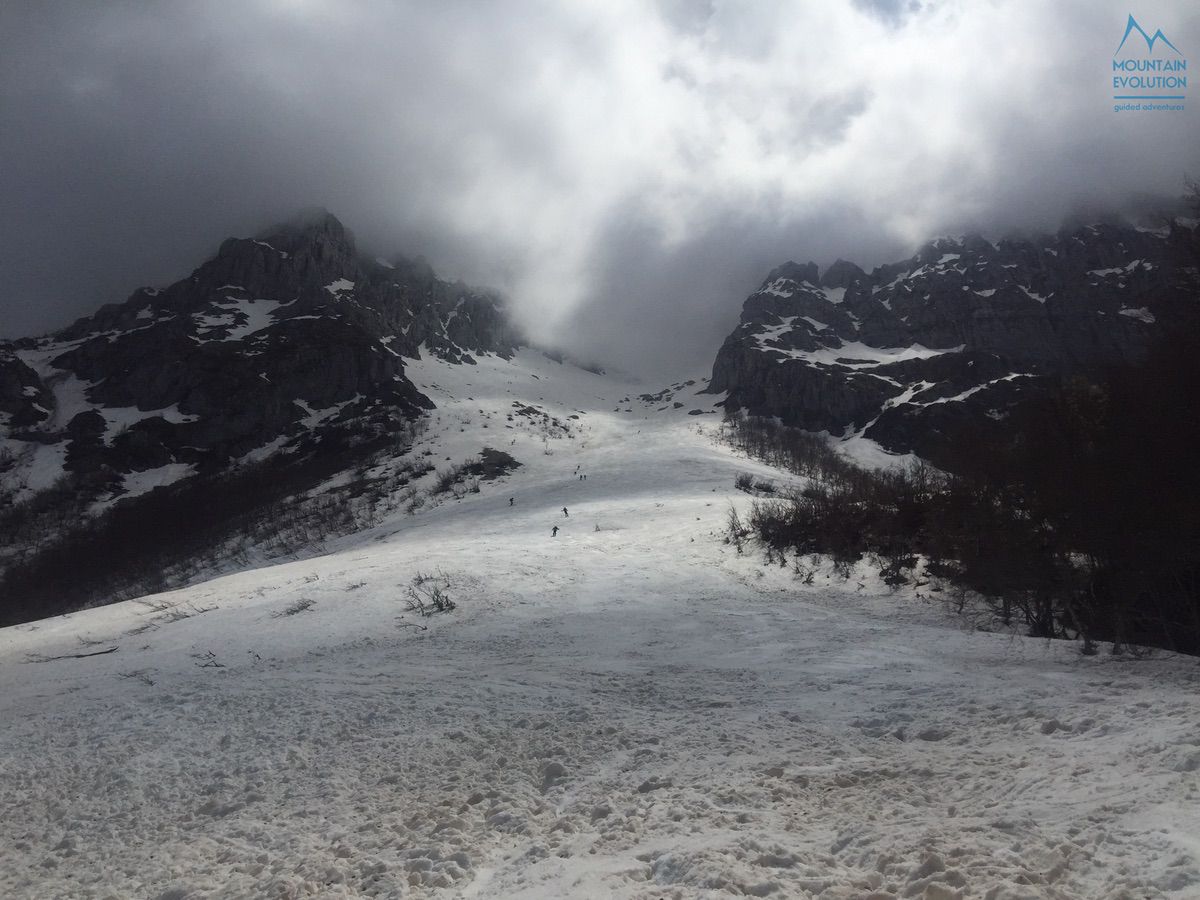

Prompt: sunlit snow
[0,351,1196,899]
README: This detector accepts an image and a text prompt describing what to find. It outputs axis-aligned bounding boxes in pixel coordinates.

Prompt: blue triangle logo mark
[1115,14,1182,56]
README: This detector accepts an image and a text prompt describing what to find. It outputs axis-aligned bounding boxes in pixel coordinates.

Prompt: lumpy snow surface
[1,351,1197,899]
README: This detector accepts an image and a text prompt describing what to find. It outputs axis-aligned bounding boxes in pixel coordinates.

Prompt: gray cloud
[2,1,1197,379]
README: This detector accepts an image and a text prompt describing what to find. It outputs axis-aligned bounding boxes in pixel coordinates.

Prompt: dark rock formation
[0,350,53,429]
[710,221,1200,465]
[0,210,523,498]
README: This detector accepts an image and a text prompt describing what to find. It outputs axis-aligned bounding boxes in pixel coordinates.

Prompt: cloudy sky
[2,1,1197,377]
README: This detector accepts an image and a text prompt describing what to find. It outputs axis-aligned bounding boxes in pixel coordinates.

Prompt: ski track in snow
[1,351,1199,900]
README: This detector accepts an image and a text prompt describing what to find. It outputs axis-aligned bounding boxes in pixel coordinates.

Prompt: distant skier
[509,497,515,506]
[562,507,569,517]
[552,525,559,537]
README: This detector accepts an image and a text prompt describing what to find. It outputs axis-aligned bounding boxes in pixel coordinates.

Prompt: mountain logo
[1111,13,1186,111]
[1114,14,1181,56]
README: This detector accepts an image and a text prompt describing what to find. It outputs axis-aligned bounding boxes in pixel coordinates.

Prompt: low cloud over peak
[2,1,1196,377]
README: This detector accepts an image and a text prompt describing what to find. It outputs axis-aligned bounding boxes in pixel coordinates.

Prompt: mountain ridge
[0,210,522,511]
[709,219,1200,466]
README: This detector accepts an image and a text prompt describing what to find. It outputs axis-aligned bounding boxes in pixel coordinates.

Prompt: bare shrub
[405,571,456,616]
[271,597,316,618]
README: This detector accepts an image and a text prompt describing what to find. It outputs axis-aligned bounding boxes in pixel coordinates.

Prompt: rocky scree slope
[709,221,1200,465]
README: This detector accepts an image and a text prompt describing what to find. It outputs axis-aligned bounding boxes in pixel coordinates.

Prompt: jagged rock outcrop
[0,210,523,502]
[0,351,53,430]
[710,221,1200,465]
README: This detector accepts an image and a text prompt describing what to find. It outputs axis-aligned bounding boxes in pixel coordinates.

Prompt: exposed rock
[709,221,1200,466]
[0,350,52,428]
[1,210,524,501]
[820,258,866,289]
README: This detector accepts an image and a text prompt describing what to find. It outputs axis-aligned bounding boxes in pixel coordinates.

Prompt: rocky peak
[820,259,867,289]
[0,211,523,510]
[764,260,819,288]
[709,219,1200,468]
[255,207,356,261]
[195,210,360,306]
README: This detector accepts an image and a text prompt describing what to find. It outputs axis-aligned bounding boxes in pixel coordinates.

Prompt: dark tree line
[726,325,1200,654]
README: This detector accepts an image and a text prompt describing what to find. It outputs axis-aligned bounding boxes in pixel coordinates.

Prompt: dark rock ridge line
[0,210,522,502]
[708,221,1200,465]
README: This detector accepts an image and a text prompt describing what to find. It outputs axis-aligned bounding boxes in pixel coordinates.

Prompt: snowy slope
[1,351,1198,900]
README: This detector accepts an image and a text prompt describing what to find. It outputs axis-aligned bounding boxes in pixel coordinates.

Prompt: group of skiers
[506,466,587,537]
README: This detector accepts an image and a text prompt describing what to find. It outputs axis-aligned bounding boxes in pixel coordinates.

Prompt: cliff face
[709,221,1200,463]
[0,210,522,501]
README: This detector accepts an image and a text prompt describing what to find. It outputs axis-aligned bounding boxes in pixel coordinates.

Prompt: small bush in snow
[433,466,462,494]
[405,571,456,616]
[726,503,748,555]
[272,597,316,618]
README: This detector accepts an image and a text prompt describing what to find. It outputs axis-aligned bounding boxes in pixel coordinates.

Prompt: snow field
[1,350,1198,899]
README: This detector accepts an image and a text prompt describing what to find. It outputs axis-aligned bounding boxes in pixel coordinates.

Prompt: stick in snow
[24,646,119,663]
